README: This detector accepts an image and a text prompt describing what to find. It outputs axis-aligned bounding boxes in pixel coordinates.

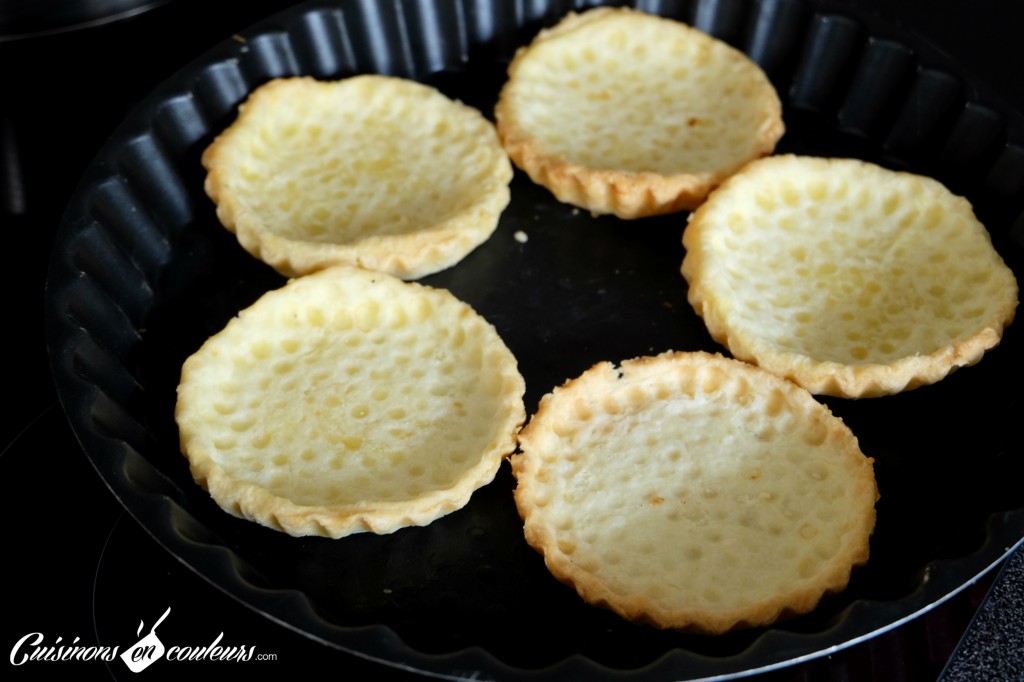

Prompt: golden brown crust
[494,7,784,219]
[682,155,1019,398]
[512,351,878,633]
[202,76,512,280]
[176,266,526,538]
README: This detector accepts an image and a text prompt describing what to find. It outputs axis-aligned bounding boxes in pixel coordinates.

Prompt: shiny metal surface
[0,0,173,41]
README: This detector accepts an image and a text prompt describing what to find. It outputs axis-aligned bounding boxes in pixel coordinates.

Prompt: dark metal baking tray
[46,0,1024,679]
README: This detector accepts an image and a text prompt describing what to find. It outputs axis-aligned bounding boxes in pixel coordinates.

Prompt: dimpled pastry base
[176,266,526,538]
[202,75,512,280]
[512,351,878,634]
[682,155,1019,398]
[494,6,784,219]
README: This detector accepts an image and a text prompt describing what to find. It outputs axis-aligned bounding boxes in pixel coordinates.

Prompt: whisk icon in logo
[120,607,171,673]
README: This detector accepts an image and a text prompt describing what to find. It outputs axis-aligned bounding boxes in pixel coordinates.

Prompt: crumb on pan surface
[202,75,512,280]
[494,6,784,219]
[682,155,1019,398]
[512,351,878,634]
[175,266,526,538]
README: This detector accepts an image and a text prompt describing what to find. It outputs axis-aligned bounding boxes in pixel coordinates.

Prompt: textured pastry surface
[494,6,784,218]
[176,266,526,538]
[682,155,1019,398]
[512,351,878,633]
[203,75,512,279]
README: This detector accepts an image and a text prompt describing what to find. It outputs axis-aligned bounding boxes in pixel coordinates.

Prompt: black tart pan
[47,0,1024,679]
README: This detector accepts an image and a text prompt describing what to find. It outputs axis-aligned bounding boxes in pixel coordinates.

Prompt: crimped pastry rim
[494,6,784,219]
[512,351,878,633]
[202,75,513,280]
[681,155,1019,398]
[176,266,527,538]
